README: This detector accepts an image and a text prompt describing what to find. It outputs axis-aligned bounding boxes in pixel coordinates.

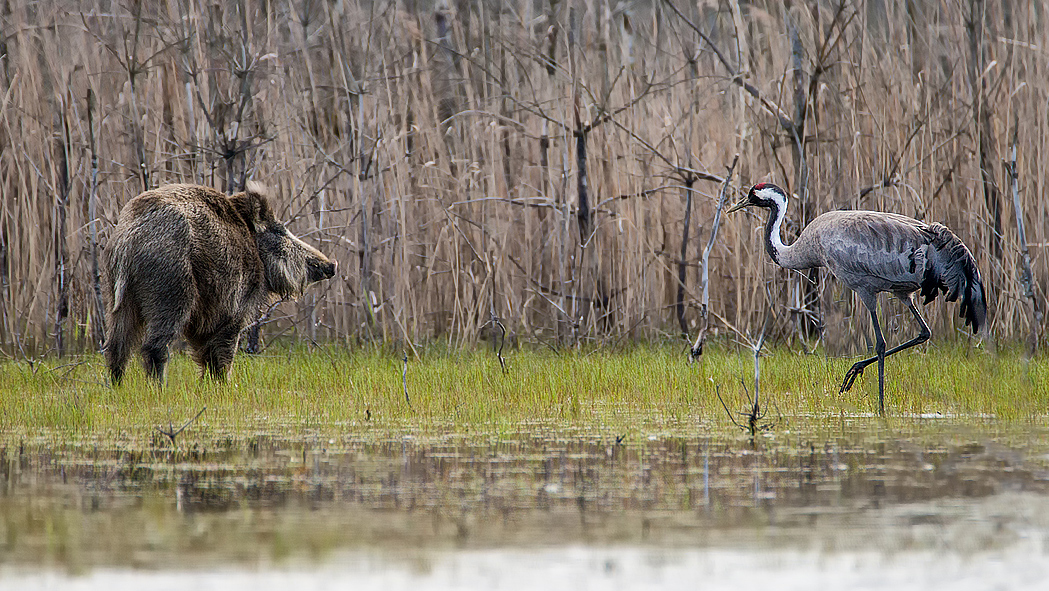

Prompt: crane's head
[726,183,787,214]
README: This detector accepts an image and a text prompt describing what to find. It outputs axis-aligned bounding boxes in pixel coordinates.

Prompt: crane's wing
[810,210,986,333]
[810,211,930,293]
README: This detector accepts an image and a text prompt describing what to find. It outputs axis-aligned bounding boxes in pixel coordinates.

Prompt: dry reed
[0,0,1045,356]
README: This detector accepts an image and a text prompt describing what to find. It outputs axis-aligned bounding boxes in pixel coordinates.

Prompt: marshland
[2,0,1048,587]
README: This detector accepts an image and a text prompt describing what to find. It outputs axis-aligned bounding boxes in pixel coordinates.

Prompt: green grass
[0,342,1046,437]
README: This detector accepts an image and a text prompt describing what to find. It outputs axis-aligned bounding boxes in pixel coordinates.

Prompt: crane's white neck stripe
[758,188,789,264]
[768,206,787,252]
[756,187,787,209]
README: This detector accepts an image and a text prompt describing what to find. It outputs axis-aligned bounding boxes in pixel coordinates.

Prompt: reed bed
[0,0,1046,357]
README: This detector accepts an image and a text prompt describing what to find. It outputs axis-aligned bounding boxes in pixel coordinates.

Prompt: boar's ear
[232,181,277,232]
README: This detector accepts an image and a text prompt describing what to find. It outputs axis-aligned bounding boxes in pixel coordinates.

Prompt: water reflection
[2,420,1049,574]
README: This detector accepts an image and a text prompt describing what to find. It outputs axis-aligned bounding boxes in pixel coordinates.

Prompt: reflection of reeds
[10,412,1047,565]
[0,1,1045,354]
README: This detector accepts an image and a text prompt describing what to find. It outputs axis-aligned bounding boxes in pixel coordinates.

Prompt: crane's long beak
[725,197,748,214]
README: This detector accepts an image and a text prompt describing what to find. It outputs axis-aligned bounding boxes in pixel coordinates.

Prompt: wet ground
[3,417,1049,588]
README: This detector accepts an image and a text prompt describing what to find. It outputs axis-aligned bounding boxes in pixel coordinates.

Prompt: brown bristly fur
[103,183,335,384]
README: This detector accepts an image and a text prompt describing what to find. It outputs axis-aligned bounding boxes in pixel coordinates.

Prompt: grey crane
[727,182,986,414]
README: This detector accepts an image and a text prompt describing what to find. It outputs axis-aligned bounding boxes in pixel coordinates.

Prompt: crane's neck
[762,201,804,269]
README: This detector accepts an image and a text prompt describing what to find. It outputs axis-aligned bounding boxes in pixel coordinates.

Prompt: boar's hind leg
[105,305,143,386]
[194,321,243,381]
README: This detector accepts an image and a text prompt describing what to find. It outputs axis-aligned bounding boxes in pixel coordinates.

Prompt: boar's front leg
[141,303,192,385]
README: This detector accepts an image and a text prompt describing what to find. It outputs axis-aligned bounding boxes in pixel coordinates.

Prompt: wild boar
[103,182,336,385]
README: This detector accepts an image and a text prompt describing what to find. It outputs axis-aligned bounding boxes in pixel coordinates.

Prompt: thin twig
[483,317,508,374]
[661,0,795,132]
[713,383,742,429]
[690,155,740,361]
[157,406,207,446]
[1006,112,1041,353]
[402,353,411,408]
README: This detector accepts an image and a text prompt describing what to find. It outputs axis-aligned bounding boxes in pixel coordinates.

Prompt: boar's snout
[260,225,336,298]
[309,256,336,283]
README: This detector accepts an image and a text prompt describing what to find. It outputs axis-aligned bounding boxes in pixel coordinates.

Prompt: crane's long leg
[839,294,887,412]
[840,293,931,414]
[879,294,932,358]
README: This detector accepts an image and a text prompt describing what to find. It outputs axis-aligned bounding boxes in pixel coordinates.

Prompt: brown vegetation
[0,0,1045,356]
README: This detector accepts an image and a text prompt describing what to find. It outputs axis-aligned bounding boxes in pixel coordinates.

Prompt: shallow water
[3,418,1049,588]
[6,539,1049,591]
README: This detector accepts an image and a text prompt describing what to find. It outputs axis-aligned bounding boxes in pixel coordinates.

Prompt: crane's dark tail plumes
[920,223,987,333]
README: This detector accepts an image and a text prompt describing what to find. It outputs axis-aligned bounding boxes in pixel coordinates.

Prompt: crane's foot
[840,362,867,393]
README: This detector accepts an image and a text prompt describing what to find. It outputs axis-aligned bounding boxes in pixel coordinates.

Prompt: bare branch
[157,406,207,446]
